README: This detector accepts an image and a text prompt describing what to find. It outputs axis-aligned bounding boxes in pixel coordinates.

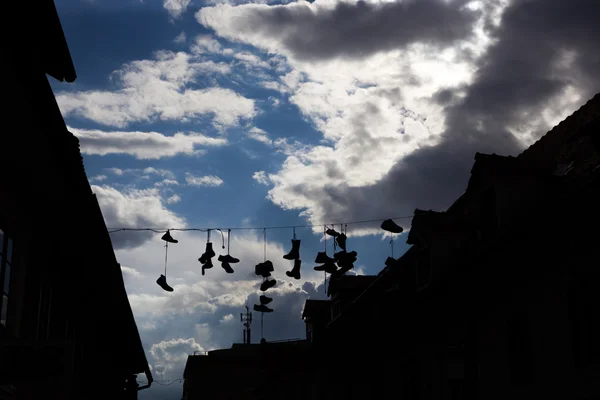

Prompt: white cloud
[150,337,203,373]
[90,174,108,182]
[121,265,142,277]
[167,194,182,204]
[174,32,187,44]
[163,0,191,19]
[93,184,186,249]
[155,179,180,187]
[106,168,123,175]
[194,1,497,234]
[234,51,271,69]
[185,173,224,187]
[190,34,226,55]
[252,170,270,185]
[57,51,255,129]
[70,126,228,159]
[143,168,175,178]
[246,127,272,145]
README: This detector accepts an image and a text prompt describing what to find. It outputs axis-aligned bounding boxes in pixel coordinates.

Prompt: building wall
[1,30,149,400]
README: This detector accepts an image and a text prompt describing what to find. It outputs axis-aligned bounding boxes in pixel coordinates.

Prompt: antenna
[241,304,252,344]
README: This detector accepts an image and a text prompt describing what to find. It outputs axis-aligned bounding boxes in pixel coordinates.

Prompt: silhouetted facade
[183,93,599,400]
[183,340,316,400]
[302,299,330,344]
[0,1,152,399]
[319,92,600,400]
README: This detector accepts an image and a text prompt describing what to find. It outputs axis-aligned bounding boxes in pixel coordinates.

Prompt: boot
[199,242,216,264]
[219,254,240,264]
[286,259,301,280]
[325,228,340,237]
[255,261,274,277]
[263,260,274,274]
[334,250,357,263]
[254,304,274,313]
[255,262,270,278]
[221,260,234,274]
[336,260,354,275]
[335,234,347,251]
[260,295,273,305]
[161,230,178,243]
[201,258,213,276]
[314,262,338,274]
[156,274,174,292]
[381,219,403,234]
[315,252,336,264]
[283,239,301,260]
[260,278,276,291]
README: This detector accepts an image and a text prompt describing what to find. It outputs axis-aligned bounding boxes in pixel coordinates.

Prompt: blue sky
[51,0,600,398]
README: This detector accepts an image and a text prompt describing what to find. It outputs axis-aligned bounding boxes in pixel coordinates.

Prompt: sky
[51,0,600,398]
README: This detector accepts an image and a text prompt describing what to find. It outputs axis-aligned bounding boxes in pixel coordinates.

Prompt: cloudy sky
[52,0,600,397]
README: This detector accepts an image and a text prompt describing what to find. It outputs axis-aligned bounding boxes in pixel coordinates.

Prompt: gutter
[138,366,153,391]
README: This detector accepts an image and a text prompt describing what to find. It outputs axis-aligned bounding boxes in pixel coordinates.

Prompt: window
[0,229,14,327]
[449,378,464,400]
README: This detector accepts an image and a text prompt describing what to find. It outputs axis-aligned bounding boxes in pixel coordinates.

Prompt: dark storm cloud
[200,0,480,62]
[284,0,600,230]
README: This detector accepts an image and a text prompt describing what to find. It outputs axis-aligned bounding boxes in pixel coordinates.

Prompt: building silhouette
[183,92,600,400]
[0,1,152,399]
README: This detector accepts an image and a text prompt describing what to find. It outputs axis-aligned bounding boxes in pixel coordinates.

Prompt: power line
[137,379,183,386]
[107,215,413,234]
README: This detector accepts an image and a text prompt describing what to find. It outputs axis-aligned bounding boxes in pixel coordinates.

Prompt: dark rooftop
[327,275,377,297]
[302,299,331,320]
[519,92,600,162]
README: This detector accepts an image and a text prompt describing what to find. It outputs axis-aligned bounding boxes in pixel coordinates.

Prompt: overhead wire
[137,379,183,386]
[107,215,413,234]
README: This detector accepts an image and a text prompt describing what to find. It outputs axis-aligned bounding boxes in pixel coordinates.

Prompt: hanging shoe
[219,254,240,264]
[260,295,273,305]
[156,274,174,292]
[255,262,271,278]
[161,230,178,243]
[201,258,213,276]
[253,304,274,313]
[315,252,336,264]
[221,260,234,274]
[283,239,301,260]
[199,242,216,264]
[381,219,403,234]
[334,260,354,276]
[260,278,277,291]
[335,234,347,251]
[263,260,274,274]
[286,259,301,280]
[325,228,340,237]
[314,262,338,274]
[334,250,357,263]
